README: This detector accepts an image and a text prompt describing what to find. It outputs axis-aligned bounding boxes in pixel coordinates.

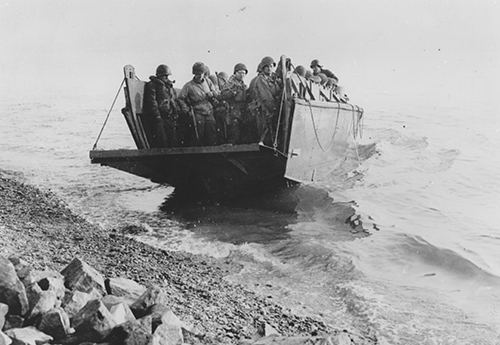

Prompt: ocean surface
[1,92,499,345]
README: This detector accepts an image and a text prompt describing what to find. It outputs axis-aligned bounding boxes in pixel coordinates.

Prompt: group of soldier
[142,57,338,148]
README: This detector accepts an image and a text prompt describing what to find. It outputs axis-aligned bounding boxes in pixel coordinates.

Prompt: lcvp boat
[89,56,364,197]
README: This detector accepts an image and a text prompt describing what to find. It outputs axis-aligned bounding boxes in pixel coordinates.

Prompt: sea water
[0,92,499,344]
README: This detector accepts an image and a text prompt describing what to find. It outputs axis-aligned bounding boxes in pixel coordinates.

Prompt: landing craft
[89,56,364,197]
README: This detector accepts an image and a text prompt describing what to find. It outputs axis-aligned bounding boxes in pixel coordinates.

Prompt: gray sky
[1,0,499,109]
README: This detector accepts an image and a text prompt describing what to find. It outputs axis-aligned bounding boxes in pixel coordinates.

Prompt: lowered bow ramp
[285,98,363,183]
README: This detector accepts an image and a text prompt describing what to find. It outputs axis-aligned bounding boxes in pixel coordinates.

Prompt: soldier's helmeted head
[260,56,276,76]
[310,59,322,75]
[218,71,229,82]
[294,65,306,78]
[192,62,206,83]
[233,63,248,81]
[155,64,174,84]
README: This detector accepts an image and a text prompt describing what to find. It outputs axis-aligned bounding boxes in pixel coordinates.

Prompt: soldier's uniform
[178,62,218,146]
[250,57,281,145]
[143,65,179,148]
[221,64,248,144]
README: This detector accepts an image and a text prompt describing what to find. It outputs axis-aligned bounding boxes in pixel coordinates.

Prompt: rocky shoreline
[0,171,376,344]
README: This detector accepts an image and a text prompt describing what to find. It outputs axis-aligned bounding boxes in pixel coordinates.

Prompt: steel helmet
[233,63,248,74]
[192,62,206,75]
[294,65,306,77]
[156,64,172,77]
[310,59,322,69]
[260,56,276,68]
[218,71,229,81]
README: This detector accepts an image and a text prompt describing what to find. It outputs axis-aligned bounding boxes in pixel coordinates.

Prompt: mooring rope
[92,78,125,150]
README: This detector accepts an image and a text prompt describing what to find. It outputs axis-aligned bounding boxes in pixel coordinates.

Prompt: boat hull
[90,144,288,197]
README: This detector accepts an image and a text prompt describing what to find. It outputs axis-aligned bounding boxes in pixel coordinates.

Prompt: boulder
[130,287,170,318]
[108,303,136,326]
[7,257,31,282]
[4,326,52,345]
[0,331,12,345]
[0,303,8,330]
[105,278,146,305]
[150,323,183,345]
[136,315,153,334]
[0,257,29,316]
[23,270,66,322]
[60,258,106,294]
[101,295,127,310]
[61,289,102,318]
[3,315,24,331]
[104,320,152,345]
[257,323,280,337]
[149,310,183,345]
[22,270,64,293]
[38,308,71,340]
[71,300,116,342]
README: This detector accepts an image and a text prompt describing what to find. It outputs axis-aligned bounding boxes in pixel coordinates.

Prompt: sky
[1,0,499,110]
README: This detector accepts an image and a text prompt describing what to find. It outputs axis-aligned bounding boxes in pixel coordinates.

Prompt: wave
[389,234,500,283]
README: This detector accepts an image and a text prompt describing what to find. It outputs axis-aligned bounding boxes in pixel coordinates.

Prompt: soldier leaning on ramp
[142,64,180,148]
[249,56,281,146]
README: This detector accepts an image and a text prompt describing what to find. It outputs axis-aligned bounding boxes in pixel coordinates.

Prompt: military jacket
[253,73,280,113]
[178,78,218,116]
[143,76,178,119]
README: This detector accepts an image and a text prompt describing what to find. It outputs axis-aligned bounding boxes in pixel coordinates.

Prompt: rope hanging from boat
[289,62,341,153]
[306,100,341,152]
[349,103,361,163]
[91,78,125,150]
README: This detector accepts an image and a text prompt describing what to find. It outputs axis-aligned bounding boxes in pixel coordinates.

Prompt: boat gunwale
[89,143,264,161]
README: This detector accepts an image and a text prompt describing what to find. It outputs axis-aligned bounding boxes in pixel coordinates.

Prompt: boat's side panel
[285,99,363,182]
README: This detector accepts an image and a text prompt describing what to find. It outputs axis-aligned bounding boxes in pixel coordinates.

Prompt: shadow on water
[158,183,369,245]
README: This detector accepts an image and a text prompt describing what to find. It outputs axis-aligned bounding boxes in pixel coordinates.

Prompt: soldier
[178,62,219,146]
[310,59,339,84]
[293,65,307,78]
[221,63,248,144]
[217,71,229,90]
[251,56,281,145]
[143,64,179,148]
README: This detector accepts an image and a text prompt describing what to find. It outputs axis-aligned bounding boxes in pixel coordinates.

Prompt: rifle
[189,107,200,143]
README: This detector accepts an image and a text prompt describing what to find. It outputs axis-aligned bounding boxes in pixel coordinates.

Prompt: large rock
[0,331,12,345]
[108,303,136,326]
[130,287,170,318]
[3,315,24,331]
[4,326,52,345]
[0,257,29,316]
[0,303,8,330]
[60,258,106,294]
[104,320,152,345]
[23,270,66,322]
[7,257,31,282]
[71,299,116,342]
[105,277,146,305]
[101,295,127,310]
[150,310,183,345]
[38,308,72,340]
[61,289,102,318]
